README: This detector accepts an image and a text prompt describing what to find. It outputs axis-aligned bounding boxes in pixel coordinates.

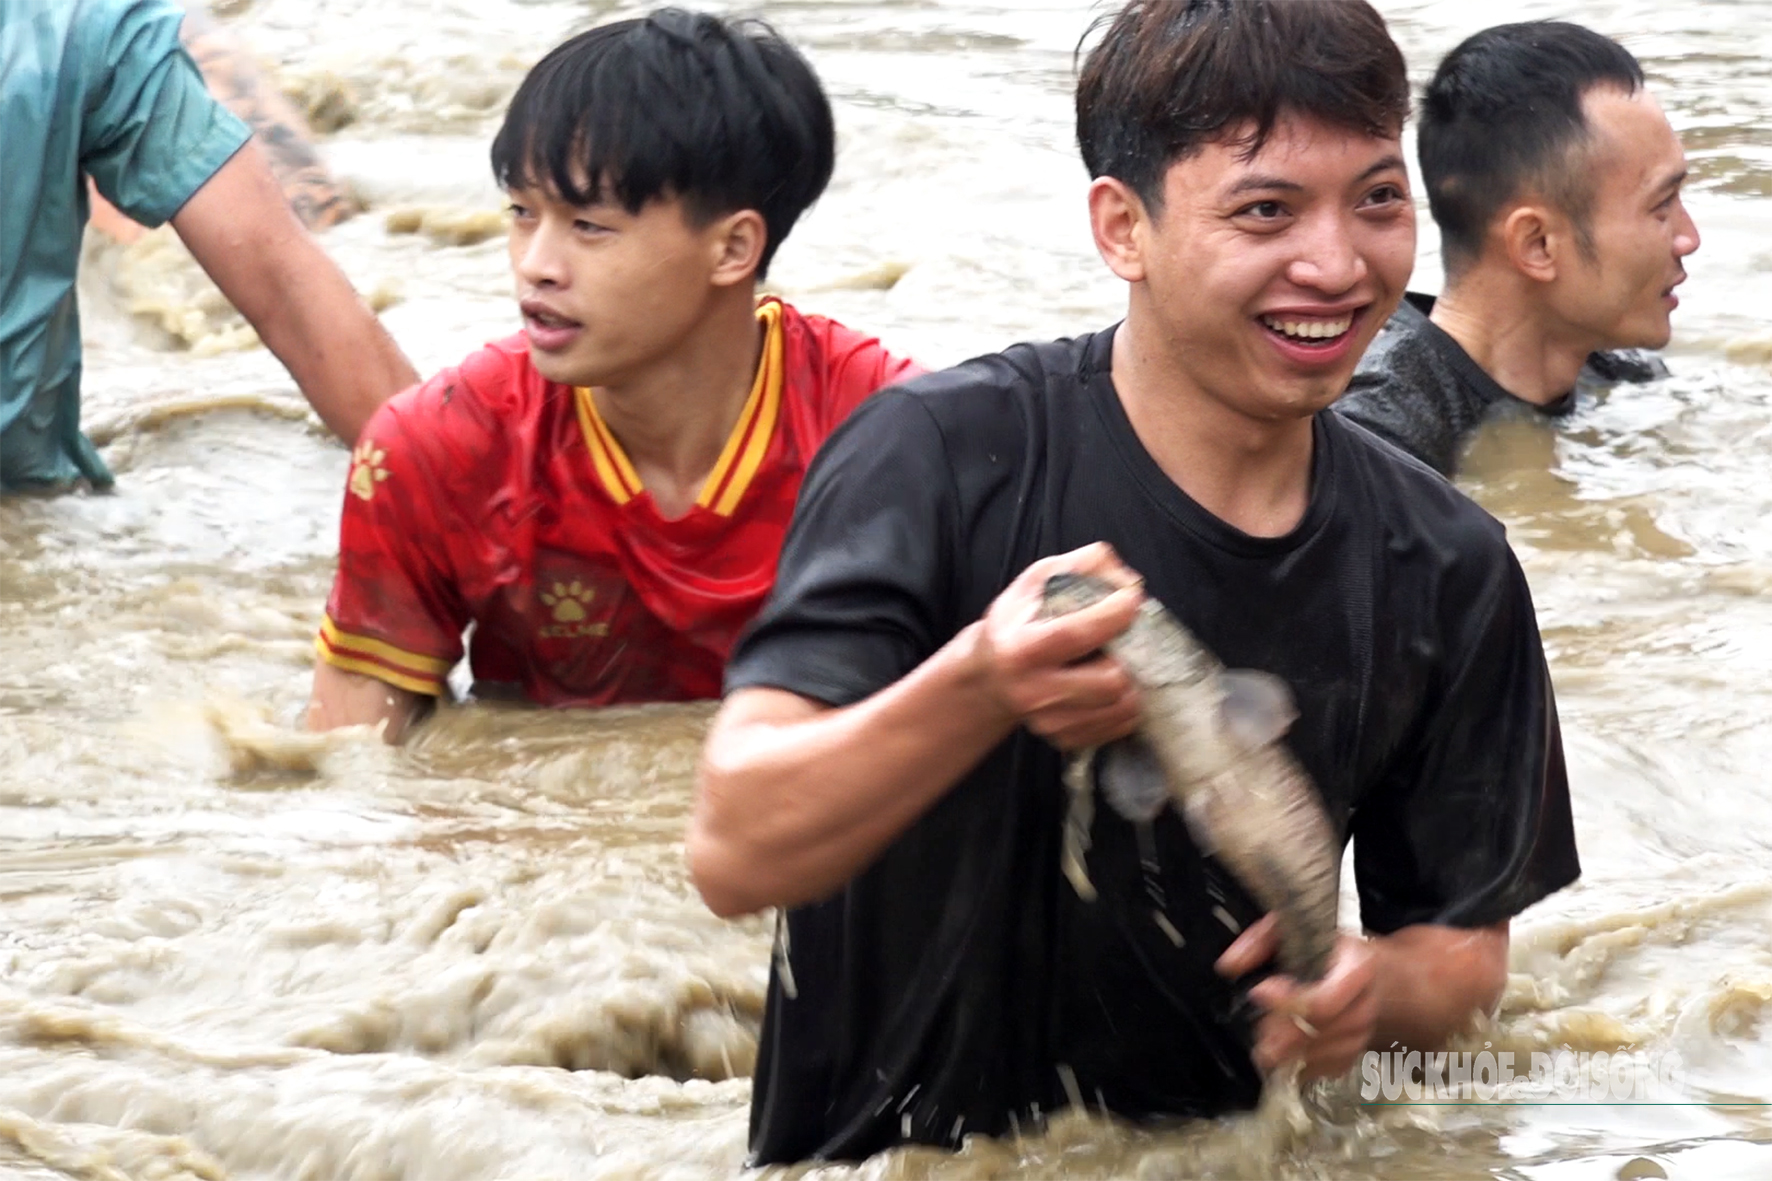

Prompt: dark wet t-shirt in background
[1332,292,1669,476]
[725,326,1580,1165]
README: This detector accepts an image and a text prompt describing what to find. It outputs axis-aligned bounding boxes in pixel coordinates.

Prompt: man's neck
[1429,272,1597,407]
[589,290,762,520]
[1111,310,1314,540]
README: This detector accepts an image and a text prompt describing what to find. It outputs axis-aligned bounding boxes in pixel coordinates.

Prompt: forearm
[690,623,1017,917]
[251,249,416,443]
[1368,921,1509,1050]
[306,661,430,743]
[172,142,416,443]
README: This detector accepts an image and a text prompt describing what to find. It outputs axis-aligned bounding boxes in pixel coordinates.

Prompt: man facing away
[690,0,1578,1165]
[305,10,919,740]
[1,0,415,492]
[1335,21,1701,475]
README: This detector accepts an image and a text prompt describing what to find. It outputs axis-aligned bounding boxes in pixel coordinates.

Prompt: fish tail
[1062,752,1098,902]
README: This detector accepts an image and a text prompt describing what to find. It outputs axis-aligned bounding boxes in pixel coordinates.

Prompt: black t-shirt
[726,325,1580,1165]
[1333,292,1669,475]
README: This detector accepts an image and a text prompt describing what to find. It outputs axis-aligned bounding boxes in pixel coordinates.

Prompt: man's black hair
[1075,0,1409,210]
[490,8,834,278]
[1420,22,1645,275]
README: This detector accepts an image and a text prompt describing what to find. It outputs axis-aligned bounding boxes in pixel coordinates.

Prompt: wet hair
[1421,22,1645,274]
[490,8,834,278]
[1075,0,1409,210]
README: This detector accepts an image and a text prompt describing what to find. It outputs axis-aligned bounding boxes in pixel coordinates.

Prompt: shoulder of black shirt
[1376,291,1669,410]
[1333,292,1671,473]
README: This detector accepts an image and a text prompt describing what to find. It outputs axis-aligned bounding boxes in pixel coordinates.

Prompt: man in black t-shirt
[689,0,1579,1165]
[1334,22,1700,475]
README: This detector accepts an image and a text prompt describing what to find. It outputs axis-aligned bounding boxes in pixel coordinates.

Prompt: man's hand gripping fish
[1039,572,1341,984]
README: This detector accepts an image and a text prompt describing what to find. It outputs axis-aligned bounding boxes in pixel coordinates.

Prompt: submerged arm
[306,661,432,744]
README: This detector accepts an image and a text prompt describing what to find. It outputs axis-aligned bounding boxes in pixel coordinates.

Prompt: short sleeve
[318,398,469,697]
[724,390,956,707]
[1351,547,1579,933]
[803,319,925,434]
[77,0,250,227]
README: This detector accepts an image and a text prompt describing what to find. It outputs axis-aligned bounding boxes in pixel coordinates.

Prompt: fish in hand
[1038,571,1341,983]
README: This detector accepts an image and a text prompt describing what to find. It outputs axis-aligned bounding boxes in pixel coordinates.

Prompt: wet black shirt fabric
[726,326,1580,1165]
[1333,292,1669,475]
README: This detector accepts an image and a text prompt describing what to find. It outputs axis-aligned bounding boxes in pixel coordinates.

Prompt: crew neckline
[1080,325,1338,560]
[1401,292,1577,417]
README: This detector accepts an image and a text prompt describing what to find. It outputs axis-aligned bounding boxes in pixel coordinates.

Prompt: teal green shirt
[1,0,250,490]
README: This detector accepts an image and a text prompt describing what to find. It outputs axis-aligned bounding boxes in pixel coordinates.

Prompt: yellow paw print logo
[541,580,595,622]
[349,440,389,502]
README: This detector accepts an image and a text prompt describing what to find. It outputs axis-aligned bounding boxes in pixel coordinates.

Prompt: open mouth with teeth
[1259,313,1355,347]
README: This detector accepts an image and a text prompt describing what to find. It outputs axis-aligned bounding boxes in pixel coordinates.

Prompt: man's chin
[527,348,598,388]
[1610,324,1673,353]
[1275,368,1361,417]
[1251,387,1347,422]
[1616,306,1677,352]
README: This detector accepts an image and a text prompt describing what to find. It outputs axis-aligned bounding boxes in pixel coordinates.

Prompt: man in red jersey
[305,9,918,739]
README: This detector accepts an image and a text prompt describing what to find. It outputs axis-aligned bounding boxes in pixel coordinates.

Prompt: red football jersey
[317,298,921,706]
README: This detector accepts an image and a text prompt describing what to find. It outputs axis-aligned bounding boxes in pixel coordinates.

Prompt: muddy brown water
[5,0,1772,1177]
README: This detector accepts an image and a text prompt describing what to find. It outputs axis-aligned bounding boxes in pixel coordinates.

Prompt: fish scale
[1039,572,1342,983]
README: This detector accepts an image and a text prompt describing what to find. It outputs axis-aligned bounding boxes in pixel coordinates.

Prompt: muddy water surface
[5,0,1772,1177]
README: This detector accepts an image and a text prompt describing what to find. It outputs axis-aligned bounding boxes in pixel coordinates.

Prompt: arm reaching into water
[689,544,1145,918]
[305,393,469,741]
[306,662,431,743]
[171,140,415,444]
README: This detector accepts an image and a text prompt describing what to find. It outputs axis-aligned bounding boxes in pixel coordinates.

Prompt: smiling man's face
[1134,112,1417,421]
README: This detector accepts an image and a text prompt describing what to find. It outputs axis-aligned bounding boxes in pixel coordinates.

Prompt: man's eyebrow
[1226,155,1407,198]
[1652,167,1689,198]
[1357,154,1408,182]
[1228,174,1305,197]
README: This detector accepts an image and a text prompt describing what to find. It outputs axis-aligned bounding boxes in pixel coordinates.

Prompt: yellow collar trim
[574,299,785,516]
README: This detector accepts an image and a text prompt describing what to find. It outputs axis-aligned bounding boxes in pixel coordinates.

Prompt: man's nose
[514,222,570,287]
[1286,212,1368,294]
[1674,200,1701,258]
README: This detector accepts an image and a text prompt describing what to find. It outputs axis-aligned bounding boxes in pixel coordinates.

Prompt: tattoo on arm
[178,6,355,230]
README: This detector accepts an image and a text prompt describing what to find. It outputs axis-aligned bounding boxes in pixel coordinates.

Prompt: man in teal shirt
[1,0,415,491]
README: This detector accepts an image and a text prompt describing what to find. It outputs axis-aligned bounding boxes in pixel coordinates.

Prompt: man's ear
[1089,176,1150,284]
[709,209,768,288]
[1500,203,1562,283]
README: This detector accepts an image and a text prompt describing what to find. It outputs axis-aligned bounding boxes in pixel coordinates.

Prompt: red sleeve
[317,378,470,697]
[800,313,926,435]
